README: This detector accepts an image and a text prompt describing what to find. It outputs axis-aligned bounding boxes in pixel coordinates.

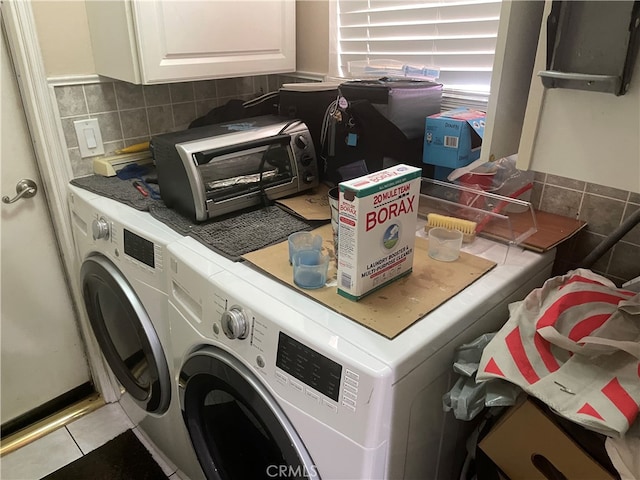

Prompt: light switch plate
[74,119,105,158]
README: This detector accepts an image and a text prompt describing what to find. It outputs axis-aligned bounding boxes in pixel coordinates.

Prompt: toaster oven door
[194,135,295,204]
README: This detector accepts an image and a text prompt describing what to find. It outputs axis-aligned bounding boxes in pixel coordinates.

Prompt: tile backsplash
[530,173,639,285]
[53,76,640,285]
[55,74,301,177]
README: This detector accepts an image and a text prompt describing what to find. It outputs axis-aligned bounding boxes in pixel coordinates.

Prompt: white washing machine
[166,236,556,480]
[67,184,200,477]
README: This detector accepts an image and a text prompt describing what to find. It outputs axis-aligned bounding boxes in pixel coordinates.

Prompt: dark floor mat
[71,175,320,261]
[41,430,168,480]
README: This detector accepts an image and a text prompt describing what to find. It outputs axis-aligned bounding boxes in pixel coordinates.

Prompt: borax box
[337,164,421,301]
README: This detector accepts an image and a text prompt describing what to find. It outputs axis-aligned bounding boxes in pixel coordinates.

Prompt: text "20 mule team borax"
[337,165,421,301]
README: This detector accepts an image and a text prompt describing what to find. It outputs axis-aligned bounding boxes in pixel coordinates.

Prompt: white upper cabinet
[85,1,296,84]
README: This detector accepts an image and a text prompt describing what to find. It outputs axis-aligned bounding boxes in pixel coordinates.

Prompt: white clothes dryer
[166,237,556,480]
[68,184,198,477]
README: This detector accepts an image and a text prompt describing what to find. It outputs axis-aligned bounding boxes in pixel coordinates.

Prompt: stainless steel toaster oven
[150,115,319,221]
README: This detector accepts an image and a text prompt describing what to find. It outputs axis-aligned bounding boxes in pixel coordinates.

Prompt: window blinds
[334,0,502,95]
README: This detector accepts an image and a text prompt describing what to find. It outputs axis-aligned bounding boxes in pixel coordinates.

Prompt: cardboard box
[479,398,615,480]
[423,107,485,168]
[337,164,421,301]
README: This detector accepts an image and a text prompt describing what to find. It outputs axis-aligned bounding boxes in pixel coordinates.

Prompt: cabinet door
[133,1,295,84]
[479,0,545,164]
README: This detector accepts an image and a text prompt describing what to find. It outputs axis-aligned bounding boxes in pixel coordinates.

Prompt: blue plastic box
[423,108,485,169]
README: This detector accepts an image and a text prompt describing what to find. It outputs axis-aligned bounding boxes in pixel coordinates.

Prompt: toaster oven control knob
[295,135,308,150]
[221,306,249,340]
[300,153,313,166]
[92,217,110,240]
[303,171,316,184]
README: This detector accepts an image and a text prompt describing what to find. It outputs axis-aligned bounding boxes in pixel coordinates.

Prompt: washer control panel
[203,270,392,435]
[275,331,343,404]
[209,286,350,412]
[167,260,391,446]
[123,228,156,269]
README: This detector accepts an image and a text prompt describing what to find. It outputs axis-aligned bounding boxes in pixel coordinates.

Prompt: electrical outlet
[74,119,105,158]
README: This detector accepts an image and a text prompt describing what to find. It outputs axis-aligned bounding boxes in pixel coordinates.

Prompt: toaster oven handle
[194,135,291,165]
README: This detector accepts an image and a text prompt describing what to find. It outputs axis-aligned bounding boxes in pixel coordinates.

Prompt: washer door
[81,255,170,414]
[180,346,319,480]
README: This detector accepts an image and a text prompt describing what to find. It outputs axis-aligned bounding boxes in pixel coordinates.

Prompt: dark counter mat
[70,175,318,261]
[70,175,157,211]
[148,202,315,261]
[41,429,168,480]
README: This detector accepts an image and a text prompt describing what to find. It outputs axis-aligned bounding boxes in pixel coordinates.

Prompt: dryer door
[180,346,319,480]
[81,255,171,414]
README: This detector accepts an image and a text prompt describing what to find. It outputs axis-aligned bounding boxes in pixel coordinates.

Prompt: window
[330,0,503,106]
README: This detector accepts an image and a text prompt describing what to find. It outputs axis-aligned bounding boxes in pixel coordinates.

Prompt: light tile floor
[1,403,184,480]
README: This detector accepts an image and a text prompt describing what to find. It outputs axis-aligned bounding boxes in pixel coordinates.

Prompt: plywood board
[275,184,331,221]
[243,224,496,339]
[483,210,587,252]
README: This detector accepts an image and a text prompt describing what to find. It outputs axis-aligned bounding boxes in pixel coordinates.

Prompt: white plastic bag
[477,269,640,438]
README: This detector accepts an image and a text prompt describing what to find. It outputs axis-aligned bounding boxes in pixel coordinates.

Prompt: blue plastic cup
[288,232,322,264]
[292,249,329,289]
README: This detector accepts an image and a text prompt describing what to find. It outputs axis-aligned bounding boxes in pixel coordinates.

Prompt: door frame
[2,2,116,403]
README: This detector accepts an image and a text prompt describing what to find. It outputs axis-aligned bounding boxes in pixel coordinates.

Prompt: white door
[1,22,91,426]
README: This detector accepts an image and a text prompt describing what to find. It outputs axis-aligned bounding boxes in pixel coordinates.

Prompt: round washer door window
[81,255,170,414]
[180,346,319,480]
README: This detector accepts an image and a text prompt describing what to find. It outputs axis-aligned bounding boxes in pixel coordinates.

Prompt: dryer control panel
[275,331,342,403]
[197,270,393,448]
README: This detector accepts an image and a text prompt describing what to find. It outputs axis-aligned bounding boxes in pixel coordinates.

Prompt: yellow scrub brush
[425,213,477,243]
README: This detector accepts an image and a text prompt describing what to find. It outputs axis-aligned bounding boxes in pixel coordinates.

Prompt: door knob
[2,179,38,204]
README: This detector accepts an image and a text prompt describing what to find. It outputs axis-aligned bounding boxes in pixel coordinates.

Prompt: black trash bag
[322,99,426,185]
[188,93,280,129]
[347,99,424,171]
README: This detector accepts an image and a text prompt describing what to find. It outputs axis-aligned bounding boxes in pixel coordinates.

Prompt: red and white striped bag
[477,268,640,438]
